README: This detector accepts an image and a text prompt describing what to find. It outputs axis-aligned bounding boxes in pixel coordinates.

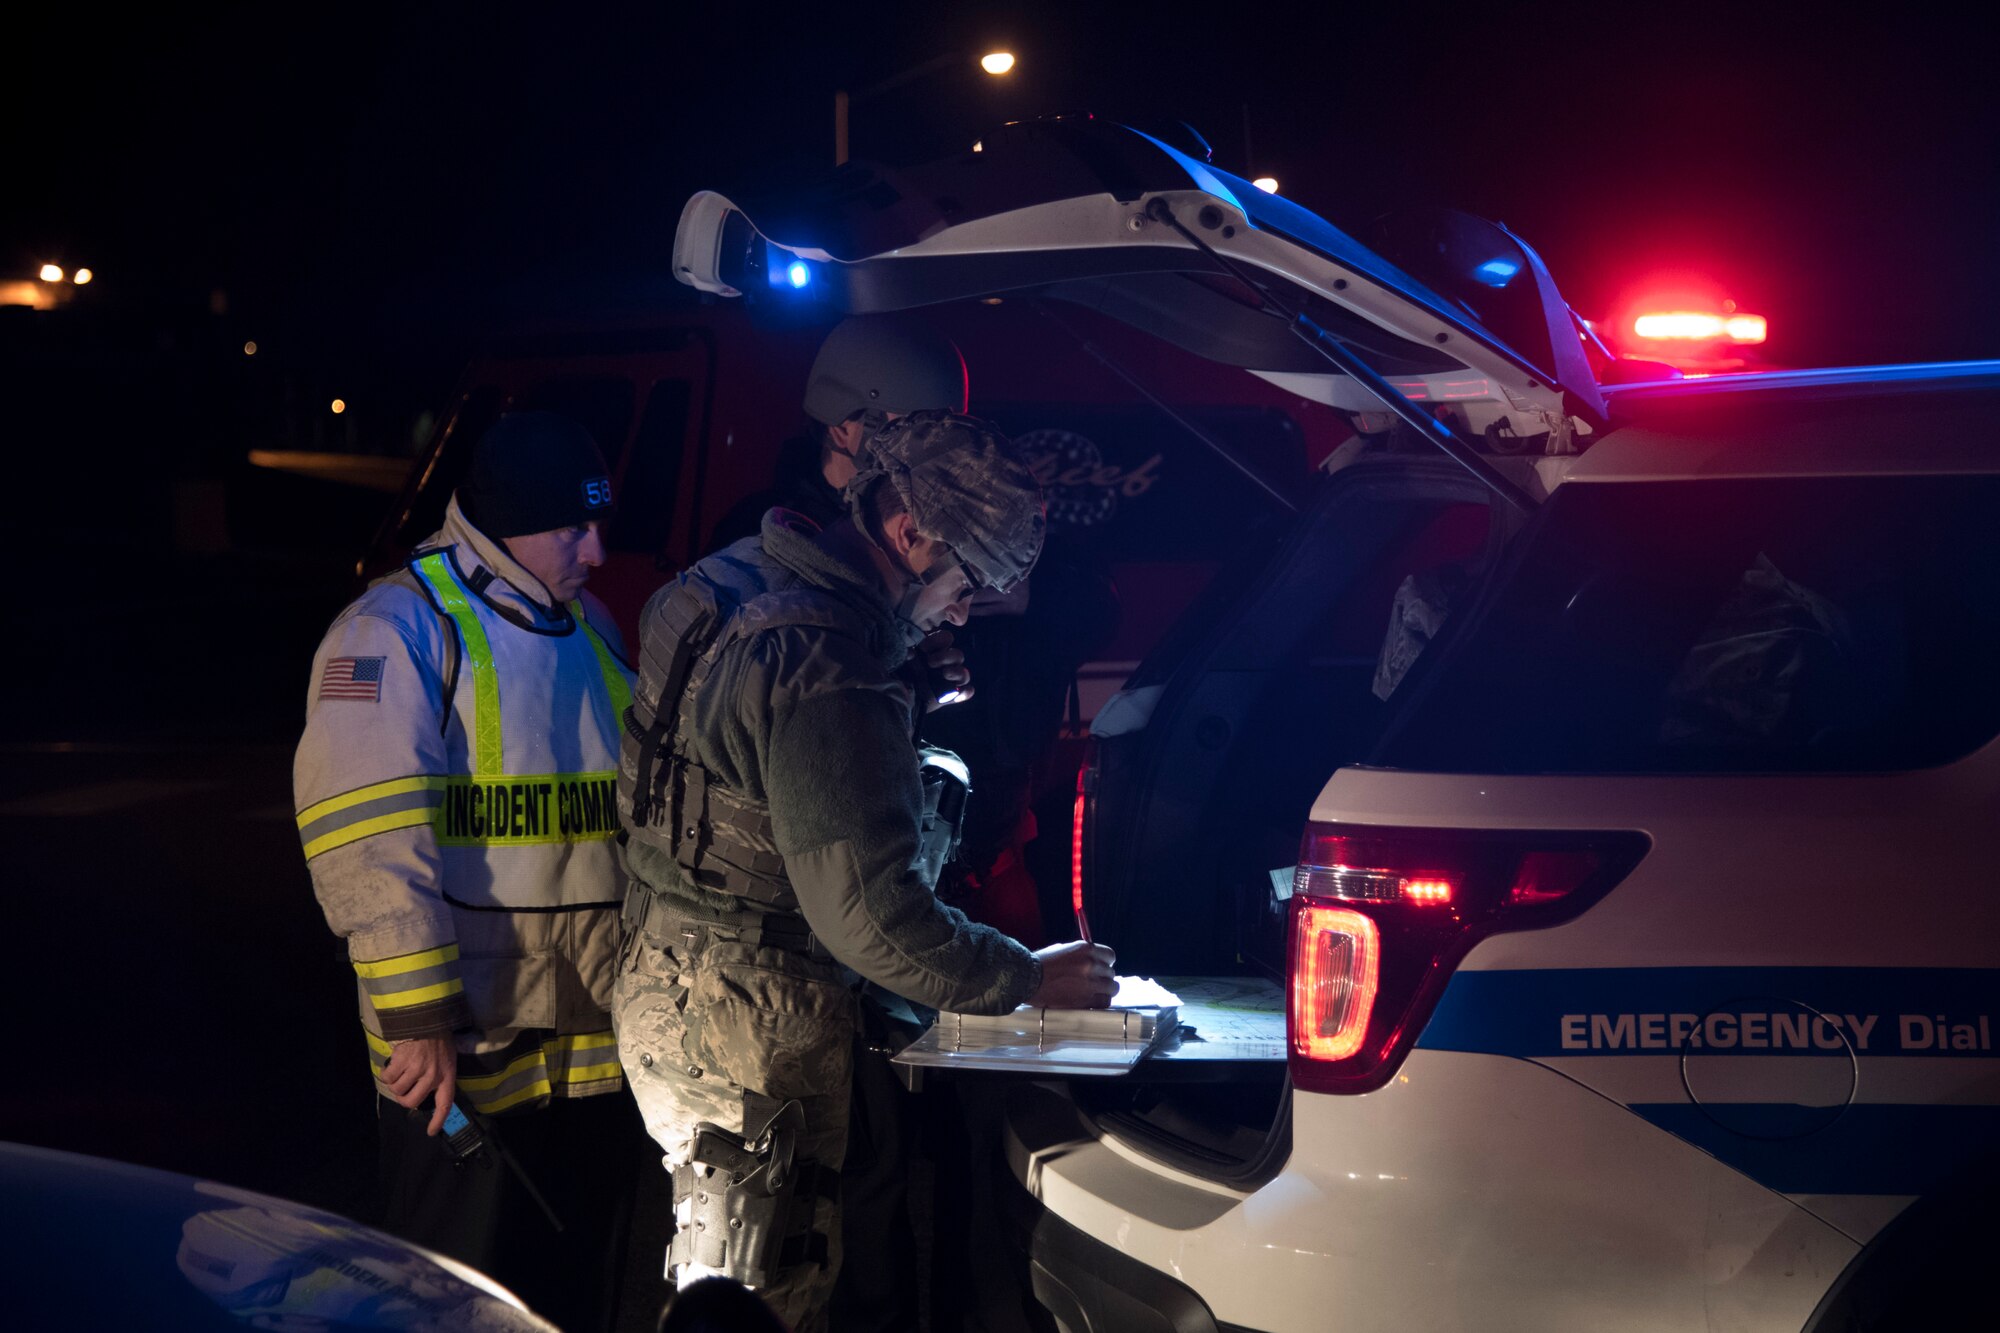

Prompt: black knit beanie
[458,411,615,538]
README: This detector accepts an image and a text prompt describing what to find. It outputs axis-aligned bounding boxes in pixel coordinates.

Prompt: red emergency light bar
[1631,311,1768,344]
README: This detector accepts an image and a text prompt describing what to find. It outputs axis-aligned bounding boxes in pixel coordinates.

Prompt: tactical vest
[619,565,864,915]
[411,548,633,911]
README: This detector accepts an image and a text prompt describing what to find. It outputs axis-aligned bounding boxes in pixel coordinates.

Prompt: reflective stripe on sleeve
[352,942,459,980]
[295,776,445,860]
[365,1027,394,1076]
[353,943,465,1012]
[365,1027,623,1110]
[573,603,634,722]
[459,1046,556,1114]
[552,1030,623,1085]
[373,977,464,1008]
[414,553,503,775]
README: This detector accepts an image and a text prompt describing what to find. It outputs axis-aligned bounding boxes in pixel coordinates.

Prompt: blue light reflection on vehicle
[1474,259,1520,287]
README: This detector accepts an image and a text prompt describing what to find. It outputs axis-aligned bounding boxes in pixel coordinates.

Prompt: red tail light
[1071,753,1096,942]
[1288,825,1648,1094]
[1071,778,1087,916]
[1292,905,1379,1060]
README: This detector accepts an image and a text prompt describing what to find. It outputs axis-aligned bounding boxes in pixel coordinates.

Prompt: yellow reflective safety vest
[293,497,634,1113]
[409,549,632,910]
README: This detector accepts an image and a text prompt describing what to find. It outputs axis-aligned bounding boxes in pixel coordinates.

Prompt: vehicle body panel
[1310,748,2000,1230]
[0,1142,553,1331]
[1008,1053,1855,1332]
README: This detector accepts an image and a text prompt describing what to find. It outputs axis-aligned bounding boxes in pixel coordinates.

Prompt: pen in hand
[1073,827,1092,943]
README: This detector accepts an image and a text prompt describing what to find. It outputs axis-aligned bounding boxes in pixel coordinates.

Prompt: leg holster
[668,1100,834,1289]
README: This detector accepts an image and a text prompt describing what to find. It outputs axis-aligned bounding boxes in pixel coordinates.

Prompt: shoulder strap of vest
[709,586,874,662]
[571,600,633,720]
[628,574,724,826]
[671,585,872,741]
[411,549,504,775]
[747,586,870,634]
[402,550,462,735]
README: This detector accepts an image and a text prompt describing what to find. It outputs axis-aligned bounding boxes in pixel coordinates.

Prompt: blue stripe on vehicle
[1416,967,2000,1059]
[1627,1102,2000,1196]
[1413,967,2000,1197]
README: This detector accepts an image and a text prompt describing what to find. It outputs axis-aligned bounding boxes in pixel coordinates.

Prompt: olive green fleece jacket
[625,511,1041,1016]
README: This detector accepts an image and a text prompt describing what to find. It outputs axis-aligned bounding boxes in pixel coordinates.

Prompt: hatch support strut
[1037,302,1299,514]
[1144,197,1541,516]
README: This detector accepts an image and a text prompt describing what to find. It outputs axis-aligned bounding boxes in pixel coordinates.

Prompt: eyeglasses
[915,546,983,597]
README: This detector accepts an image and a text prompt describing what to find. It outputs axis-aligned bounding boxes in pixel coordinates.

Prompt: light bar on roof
[1633,310,1768,344]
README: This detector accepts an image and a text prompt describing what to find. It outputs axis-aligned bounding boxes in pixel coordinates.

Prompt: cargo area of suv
[1050,454,1510,1177]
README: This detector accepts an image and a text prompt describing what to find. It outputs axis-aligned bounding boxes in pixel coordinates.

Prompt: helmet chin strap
[890,581,931,649]
[833,409,892,460]
[855,517,930,647]
[866,525,969,648]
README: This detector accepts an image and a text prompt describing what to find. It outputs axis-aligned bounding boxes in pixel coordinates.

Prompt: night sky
[8,1,1997,421]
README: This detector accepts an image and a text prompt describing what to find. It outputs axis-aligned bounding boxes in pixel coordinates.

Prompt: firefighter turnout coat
[295,495,633,1113]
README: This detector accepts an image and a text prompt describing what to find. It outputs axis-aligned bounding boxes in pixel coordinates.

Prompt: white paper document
[1144,976,1288,1062]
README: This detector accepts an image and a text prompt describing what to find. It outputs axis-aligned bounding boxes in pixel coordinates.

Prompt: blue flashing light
[786,261,812,289]
[1473,258,1520,288]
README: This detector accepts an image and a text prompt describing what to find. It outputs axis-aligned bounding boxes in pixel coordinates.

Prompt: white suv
[675,118,2000,1332]
[1005,362,2000,1333]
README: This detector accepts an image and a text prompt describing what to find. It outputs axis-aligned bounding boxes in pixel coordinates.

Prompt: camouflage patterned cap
[846,409,1046,592]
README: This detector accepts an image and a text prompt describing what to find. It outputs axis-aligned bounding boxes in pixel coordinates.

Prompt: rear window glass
[1375,476,2000,774]
[608,379,691,555]
[391,386,502,550]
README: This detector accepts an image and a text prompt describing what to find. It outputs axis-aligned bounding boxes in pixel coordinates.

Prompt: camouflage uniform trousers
[613,909,856,1333]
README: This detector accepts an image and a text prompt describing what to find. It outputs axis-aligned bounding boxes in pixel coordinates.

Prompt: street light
[835,50,1017,165]
[1252,176,1279,194]
[39,264,63,282]
[72,267,93,284]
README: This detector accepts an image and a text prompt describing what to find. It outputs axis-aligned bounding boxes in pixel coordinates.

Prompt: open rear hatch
[673,115,1605,503]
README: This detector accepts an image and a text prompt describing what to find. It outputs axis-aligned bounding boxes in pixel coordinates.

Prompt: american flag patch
[319,656,385,702]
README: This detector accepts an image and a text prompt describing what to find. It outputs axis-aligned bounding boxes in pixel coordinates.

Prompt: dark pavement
[4,531,386,1201]
[0,740,368,1199]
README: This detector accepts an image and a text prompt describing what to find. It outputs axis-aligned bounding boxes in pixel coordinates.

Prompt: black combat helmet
[802,316,968,427]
